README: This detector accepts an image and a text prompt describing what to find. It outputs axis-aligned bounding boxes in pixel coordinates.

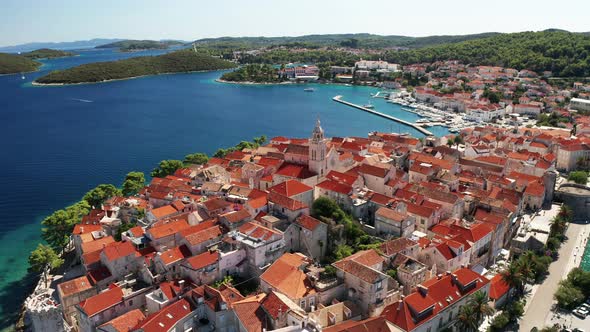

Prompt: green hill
[193,32,501,50]
[23,48,75,59]
[383,31,590,77]
[34,49,237,84]
[0,53,40,74]
[96,40,185,52]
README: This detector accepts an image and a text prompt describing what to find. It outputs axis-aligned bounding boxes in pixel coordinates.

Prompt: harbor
[333,95,434,136]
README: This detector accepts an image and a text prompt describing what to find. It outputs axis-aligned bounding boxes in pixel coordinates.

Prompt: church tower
[309,118,328,176]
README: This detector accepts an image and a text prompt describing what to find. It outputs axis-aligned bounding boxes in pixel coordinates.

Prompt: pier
[332,95,434,136]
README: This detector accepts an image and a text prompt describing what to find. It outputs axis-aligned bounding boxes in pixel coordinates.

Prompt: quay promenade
[332,95,434,136]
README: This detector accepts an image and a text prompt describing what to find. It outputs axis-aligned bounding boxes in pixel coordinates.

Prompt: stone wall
[555,183,590,221]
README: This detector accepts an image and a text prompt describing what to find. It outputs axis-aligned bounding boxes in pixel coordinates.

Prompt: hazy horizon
[1,0,588,48]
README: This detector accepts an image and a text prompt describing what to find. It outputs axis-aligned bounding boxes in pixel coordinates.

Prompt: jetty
[333,95,434,136]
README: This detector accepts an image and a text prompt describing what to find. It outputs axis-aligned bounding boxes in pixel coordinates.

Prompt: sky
[1,0,589,47]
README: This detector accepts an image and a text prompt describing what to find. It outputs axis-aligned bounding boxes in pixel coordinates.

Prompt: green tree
[334,245,354,261]
[453,135,464,148]
[83,184,121,207]
[151,159,184,178]
[28,244,64,288]
[41,201,90,252]
[468,290,494,323]
[554,280,584,309]
[501,263,524,296]
[213,275,234,288]
[122,171,145,196]
[312,197,346,221]
[490,312,510,331]
[568,171,588,185]
[184,153,209,165]
[457,304,478,332]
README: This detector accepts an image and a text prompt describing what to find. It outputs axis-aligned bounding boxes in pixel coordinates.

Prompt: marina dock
[332,95,434,136]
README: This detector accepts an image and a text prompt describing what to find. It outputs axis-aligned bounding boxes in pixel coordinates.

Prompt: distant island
[34,49,237,85]
[22,48,75,60]
[96,39,185,52]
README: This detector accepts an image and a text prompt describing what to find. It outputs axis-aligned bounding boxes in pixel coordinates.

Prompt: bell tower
[309,118,328,176]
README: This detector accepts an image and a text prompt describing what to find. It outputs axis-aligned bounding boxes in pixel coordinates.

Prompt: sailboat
[363,100,374,109]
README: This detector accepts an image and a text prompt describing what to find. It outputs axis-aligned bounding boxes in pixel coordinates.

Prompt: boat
[304,88,315,92]
[363,101,374,109]
[21,75,25,80]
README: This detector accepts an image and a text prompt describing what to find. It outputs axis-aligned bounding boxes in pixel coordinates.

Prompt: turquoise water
[0,48,447,329]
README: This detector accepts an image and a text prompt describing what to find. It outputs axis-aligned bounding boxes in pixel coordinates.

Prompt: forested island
[22,48,75,60]
[0,53,40,74]
[34,49,237,84]
[96,39,185,52]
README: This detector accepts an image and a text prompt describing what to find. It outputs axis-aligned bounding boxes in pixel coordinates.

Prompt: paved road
[519,222,588,332]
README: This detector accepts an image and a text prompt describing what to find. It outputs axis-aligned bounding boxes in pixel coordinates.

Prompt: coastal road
[519,222,588,332]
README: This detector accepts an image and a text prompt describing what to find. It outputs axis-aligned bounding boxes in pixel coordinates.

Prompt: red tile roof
[275,163,316,179]
[269,179,313,197]
[260,253,315,299]
[202,197,232,211]
[326,170,359,186]
[99,309,145,332]
[148,219,190,240]
[159,245,192,265]
[382,268,490,331]
[268,192,308,211]
[295,214,322,231]
[57,276,93,298]
[232,294,267,332]
[489,274,510,300]
[81,236,115,254]
[261,291,289,320]
[185,250,219,270]
[316,179,353,195]
[359,163,389,178]
[184,226,222,246]
[78,284,123,317]
[102,241,136,261]
[135,298,193,332]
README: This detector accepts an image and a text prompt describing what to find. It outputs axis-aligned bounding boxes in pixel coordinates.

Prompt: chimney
[397,299,403,310]
[446,270,451,276]
[451,273,457,285]
[417,284,428,296]
[437,274,442,280]
[179,280,185,291]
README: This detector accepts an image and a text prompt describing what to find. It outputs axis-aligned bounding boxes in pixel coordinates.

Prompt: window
[300,299,306,309]
[426,327,431,332]
[128,300,133,306]
[309,297,315,307]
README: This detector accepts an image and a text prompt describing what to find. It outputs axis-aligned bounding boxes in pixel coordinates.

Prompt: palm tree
[558,205,573,221]
[517,253,536,283]
[457,304,478,332]
[468,290,494,323]
[501,263,524,297]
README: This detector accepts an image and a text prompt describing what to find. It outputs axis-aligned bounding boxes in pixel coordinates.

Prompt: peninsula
[0,52,40,74]
[34,49,237,84]
[0,48,75,74]
[95,39,185,52]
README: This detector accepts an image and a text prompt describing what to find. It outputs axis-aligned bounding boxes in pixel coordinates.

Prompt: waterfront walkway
[332,95,434,136]
[519,221,590,331]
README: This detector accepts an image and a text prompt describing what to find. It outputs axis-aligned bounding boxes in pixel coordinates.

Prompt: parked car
[573,308,587,319]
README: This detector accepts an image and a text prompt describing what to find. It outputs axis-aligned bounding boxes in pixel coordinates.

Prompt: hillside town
[22,110,590,332]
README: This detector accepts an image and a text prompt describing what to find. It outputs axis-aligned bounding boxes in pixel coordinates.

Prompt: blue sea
[0,48,447,330]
